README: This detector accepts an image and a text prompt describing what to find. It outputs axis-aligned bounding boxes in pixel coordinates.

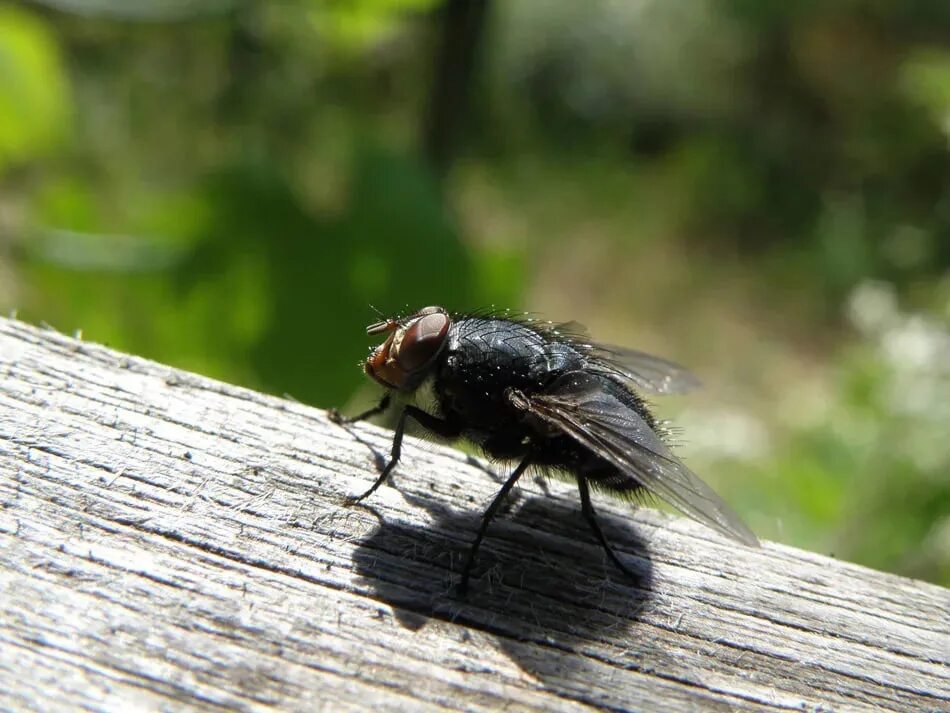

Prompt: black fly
[330,305,759,594]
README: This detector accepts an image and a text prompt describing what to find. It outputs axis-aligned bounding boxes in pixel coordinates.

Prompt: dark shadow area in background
[351,478,654,701]
[175,151,490,408]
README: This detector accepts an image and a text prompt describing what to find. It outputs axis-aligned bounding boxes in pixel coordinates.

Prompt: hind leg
[577,477,640,582]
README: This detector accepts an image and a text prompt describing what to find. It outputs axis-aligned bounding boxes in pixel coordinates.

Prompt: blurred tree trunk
[422,0,490,178]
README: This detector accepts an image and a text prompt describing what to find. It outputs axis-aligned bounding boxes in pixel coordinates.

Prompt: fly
[330,305,759,594]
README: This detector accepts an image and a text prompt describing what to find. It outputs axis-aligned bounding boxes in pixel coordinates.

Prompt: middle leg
[458,456,532,595]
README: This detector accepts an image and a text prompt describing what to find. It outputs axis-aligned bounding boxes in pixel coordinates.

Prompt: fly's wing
[511,372,759,546]
[590,345,701,395]
[531,319,699,394]
[531,320,700,395]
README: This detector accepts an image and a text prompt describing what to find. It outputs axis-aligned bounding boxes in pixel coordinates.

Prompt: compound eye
[414,305,443,317]
[396,311,450,372]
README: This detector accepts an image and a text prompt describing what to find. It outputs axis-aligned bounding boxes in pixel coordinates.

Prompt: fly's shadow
[348,470,655,688]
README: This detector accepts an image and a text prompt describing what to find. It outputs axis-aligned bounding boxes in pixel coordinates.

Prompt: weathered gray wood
[0,316,947,713]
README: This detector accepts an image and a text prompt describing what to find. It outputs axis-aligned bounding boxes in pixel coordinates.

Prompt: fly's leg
[577,476,641,582]
[458,457,532,596]
[328,393,392,425]
[347,405,461,504]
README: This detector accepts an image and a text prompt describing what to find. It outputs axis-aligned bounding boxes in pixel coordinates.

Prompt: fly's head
[364,306,451,391]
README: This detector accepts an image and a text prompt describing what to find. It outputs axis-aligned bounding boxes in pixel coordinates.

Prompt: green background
[2,0,948,585]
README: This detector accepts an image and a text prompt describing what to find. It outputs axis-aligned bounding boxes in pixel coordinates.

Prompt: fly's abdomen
[580,461,643,495]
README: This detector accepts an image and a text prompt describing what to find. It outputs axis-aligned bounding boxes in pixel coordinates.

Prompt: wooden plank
[0,316,947,712]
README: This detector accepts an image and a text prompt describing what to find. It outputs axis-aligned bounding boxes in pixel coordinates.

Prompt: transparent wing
[529,318,700,395]
[513,372,758,546]
[591,345,701,395]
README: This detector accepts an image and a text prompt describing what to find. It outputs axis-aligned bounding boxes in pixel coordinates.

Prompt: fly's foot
[343,487,375,507]
[344,471,391,506]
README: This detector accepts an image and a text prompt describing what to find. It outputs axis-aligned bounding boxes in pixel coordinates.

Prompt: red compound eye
[395,310,450,373]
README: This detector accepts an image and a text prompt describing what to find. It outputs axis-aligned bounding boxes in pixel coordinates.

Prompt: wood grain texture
[0,316,947,713]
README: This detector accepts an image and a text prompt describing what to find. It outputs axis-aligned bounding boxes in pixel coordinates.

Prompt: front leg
[328,392,392,425]
[348,405,462,504]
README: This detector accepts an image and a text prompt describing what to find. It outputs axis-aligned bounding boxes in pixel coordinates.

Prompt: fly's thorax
[445,317,586,388]
[432,317,588,432]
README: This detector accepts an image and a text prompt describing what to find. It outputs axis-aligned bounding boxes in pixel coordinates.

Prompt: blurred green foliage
[0,5,68,167]
[0,0,947,585]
